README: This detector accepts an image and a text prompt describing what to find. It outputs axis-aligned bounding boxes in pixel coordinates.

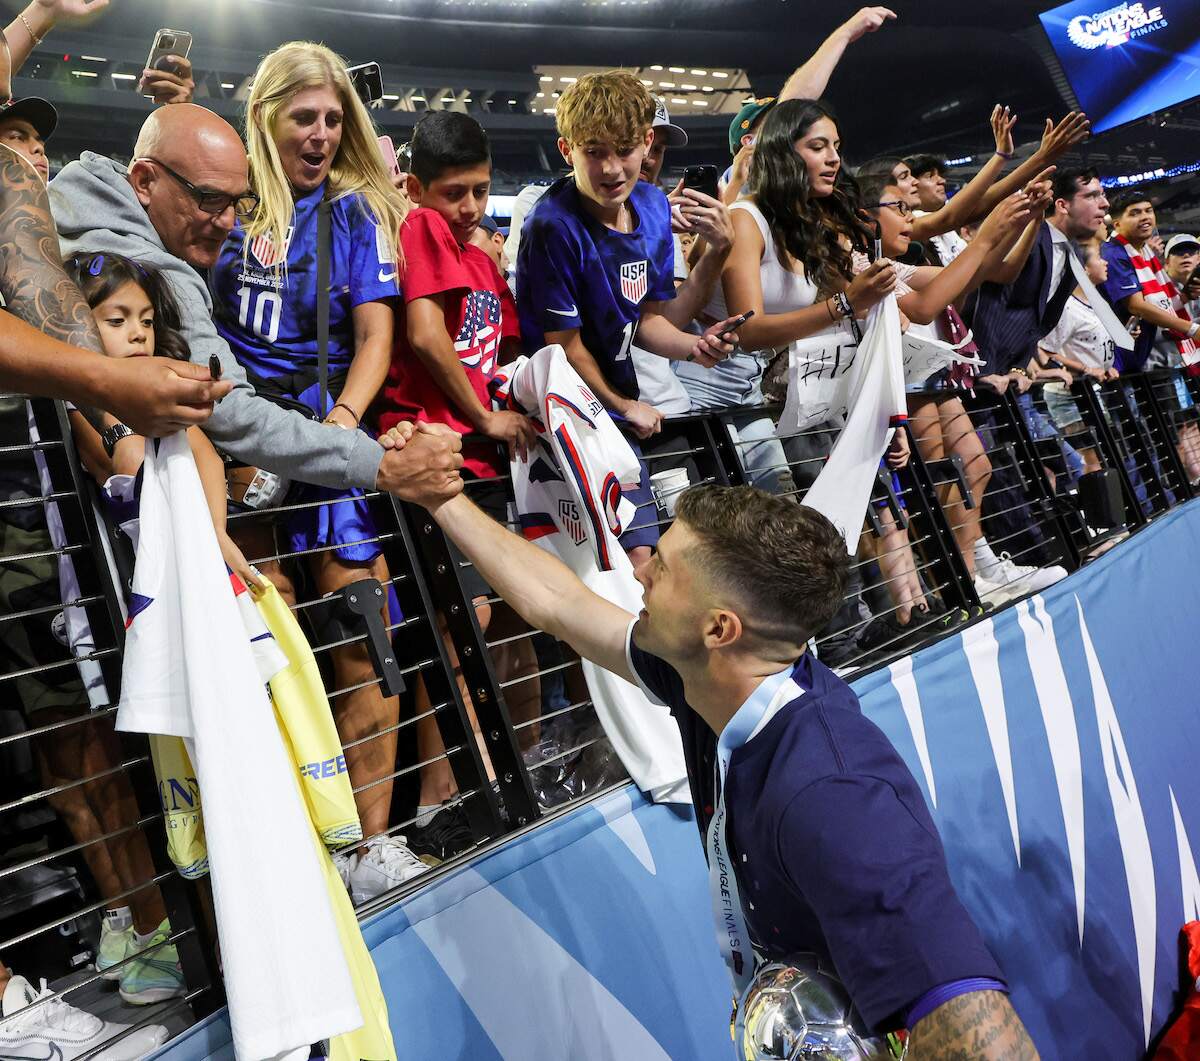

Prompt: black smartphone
[720,309,755,339]
[683,164,720,201]
[347,62,384,106]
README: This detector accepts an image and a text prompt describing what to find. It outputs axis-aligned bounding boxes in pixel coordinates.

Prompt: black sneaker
[855,613,917,656]
[408,802,475,863]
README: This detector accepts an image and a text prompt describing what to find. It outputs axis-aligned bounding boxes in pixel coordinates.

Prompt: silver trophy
[733,956,901,1060]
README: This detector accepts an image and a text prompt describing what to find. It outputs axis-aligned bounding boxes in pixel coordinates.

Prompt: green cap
[728,97,776,155]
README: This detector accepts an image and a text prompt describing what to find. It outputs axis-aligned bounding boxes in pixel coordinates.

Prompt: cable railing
[0,367,1194,1056]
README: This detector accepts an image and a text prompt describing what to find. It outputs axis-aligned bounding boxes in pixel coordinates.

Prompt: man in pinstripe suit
[963,167,1112,571]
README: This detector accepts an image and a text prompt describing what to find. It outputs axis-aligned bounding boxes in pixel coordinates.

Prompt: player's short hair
[410,111,491,185]
[1108,189,1153,218]
[556,70,654,150]
[674,485,849,647]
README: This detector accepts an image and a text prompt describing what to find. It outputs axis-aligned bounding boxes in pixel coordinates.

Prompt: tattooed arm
[0,145,230,433]
[906,990,1039,1060]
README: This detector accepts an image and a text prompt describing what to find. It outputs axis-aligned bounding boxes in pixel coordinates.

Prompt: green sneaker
[96,917,135,981]
[118,920,186,1005]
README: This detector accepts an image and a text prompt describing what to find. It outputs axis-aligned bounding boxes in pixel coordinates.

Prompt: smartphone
[683,164,720,201]
[348,62,384,106]
[377,135,400,179]
[143,29,192,97]
[720,309,755,339]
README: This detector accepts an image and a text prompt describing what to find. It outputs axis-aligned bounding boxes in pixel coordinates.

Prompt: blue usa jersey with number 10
[516,176,676,401]
[212,182,400,386]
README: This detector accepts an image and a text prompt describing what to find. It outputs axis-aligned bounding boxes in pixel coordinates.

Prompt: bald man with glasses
[50,104,464,504]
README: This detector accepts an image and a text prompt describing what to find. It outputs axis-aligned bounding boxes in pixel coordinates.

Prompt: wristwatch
[101,422,134,459]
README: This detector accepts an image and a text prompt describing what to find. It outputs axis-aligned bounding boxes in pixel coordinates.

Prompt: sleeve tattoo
[0,148,108,427]
[906,990,1039,1061]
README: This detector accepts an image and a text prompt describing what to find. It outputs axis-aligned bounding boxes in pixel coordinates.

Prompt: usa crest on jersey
[248,226,295,270]
[620,260,648,305]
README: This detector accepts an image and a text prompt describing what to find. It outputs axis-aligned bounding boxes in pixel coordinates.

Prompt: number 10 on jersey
[237,286,283,344]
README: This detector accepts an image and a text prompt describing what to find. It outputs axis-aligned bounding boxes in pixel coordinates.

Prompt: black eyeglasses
[137,157,259,220]
[875,199,913,217]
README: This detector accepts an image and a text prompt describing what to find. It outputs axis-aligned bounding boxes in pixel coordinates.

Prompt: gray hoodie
[49,151,384,491]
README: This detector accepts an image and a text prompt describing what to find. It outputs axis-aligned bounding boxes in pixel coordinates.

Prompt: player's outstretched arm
[430,491,638,681]
[906,990,1038,1060]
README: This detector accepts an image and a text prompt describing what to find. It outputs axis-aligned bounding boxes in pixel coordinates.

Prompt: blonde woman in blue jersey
[212,41,425,902]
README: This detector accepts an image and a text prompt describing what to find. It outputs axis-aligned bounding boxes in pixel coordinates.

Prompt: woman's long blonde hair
[243,41,406,273]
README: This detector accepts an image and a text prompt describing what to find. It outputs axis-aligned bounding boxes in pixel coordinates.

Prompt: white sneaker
[348,836,427,904]
[0,975,168,1061]
[993,555,1067,594]
[975,537,1066,598]
[974,573,1020,606]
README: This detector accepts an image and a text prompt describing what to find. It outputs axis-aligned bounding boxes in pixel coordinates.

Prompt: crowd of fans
[0,0,1197,1054]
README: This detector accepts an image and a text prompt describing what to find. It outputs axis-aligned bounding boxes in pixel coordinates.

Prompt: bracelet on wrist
[824,298,837,323]
[329,401,361,425]
[18,10,43,44]
[995,150,1015,161]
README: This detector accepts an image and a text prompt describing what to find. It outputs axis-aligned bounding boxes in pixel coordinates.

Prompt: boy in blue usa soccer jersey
[516,70,740,564]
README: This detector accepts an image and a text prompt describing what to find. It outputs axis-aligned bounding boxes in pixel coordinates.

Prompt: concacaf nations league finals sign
[1039,0,1200,133]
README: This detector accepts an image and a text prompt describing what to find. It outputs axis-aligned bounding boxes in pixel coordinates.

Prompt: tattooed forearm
[906,990,1039,1061]
[0,147,108,427]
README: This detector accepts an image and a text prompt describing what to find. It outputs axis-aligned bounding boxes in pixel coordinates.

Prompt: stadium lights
[221,81,234,89]
[80,54,106,61]
[71,70,97,77]
[111,72,136,80]
[713,71,728,77]
[691,69,707,75]
[382,93,399,100]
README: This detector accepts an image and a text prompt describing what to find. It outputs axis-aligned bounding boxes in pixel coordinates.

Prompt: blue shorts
[617,429,661,553]
[285,380,382,566]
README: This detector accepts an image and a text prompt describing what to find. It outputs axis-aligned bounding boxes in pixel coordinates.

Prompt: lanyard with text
[706,663,807,1001]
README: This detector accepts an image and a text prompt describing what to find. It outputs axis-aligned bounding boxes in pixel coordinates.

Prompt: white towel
[116,433,361,1059]
[794,296,908,554]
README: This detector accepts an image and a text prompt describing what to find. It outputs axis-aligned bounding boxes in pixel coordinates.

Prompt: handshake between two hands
[375,420,469,511]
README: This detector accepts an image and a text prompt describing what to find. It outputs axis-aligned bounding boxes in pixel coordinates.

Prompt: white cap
[651,95,688,147]
[1164,233,1200,256]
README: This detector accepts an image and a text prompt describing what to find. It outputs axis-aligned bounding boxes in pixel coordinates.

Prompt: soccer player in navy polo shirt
[516,70,739,567]
[393,468,1038,1054]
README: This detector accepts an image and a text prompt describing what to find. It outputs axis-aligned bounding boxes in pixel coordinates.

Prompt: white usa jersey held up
[491,346,688,803]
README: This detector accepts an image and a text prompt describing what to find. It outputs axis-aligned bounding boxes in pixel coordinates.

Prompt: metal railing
[1,367,1195,1056]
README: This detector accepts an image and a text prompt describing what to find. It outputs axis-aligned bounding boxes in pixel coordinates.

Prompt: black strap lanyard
[317,198,331,415]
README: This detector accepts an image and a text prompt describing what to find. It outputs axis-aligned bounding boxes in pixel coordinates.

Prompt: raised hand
[991,104,1017,157]
[672,188,735,253]
[139,55,195,105]
[840,6,897,43]
[32,0,110,20]
[1038,112,1091,161]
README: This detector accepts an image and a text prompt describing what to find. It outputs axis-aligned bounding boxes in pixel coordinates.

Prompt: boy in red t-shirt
[376,111,537,473]
[374,112,539,855]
